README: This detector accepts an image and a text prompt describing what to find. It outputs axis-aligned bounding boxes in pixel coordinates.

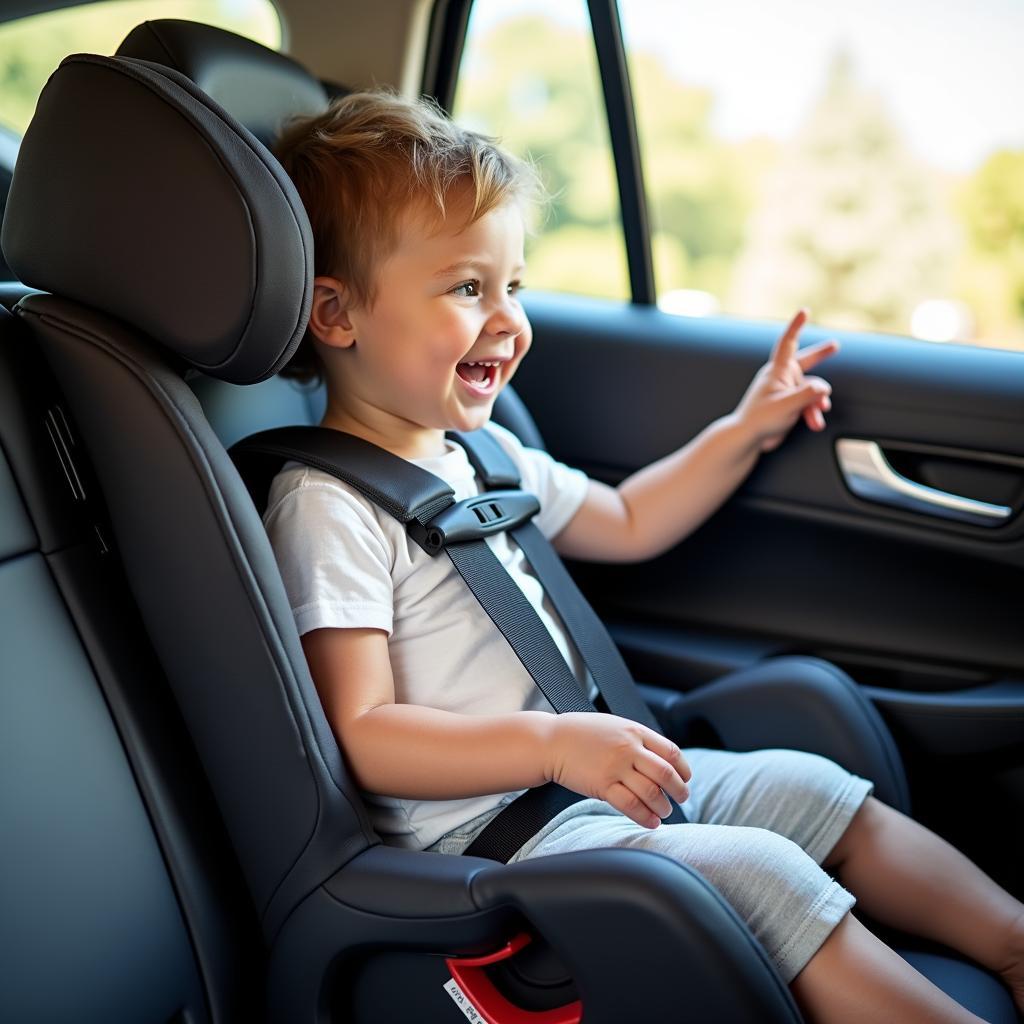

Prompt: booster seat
[1,23,1015,1022]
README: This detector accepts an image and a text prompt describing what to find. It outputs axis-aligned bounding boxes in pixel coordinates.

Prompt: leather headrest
[1,53,312,384]
[117,19,329,148]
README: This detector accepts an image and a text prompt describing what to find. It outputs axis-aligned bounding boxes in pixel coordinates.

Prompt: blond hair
[275,90,541,383]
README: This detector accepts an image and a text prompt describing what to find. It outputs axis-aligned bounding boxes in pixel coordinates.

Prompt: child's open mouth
[455,360,500,395]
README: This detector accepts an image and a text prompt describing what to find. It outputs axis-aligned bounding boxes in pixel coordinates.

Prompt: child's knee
[681,824,825,901]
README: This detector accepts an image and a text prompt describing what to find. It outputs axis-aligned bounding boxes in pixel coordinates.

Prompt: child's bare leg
[823,796,1024,1011]
[791,912,988,1023]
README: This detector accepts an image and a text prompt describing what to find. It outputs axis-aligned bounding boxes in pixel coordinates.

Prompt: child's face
[335,199,531,449]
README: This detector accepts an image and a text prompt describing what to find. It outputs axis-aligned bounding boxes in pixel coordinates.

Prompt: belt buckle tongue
[410,489,540,555]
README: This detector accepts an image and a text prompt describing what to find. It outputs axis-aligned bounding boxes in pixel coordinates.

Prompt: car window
[0,0,281,139]
[618,0,1024,351]
[452,0,629,302]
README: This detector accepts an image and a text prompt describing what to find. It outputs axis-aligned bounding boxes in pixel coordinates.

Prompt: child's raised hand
[545,713,691,829]
[734,309,840,453]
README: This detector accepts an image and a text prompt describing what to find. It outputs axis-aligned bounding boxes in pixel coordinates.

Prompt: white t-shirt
[263,420,591,851]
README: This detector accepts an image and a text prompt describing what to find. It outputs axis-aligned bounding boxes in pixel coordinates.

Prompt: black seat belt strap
[452,430,686,848]
[511,522,661,731]
[230,425,455,527]
[451,429,665,734]
[445,539,596,715]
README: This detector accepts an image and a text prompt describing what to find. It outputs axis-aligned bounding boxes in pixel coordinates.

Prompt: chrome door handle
[835,439,1012,527]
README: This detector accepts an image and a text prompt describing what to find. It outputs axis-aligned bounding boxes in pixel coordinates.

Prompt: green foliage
[962,150,1024,254]
[957,149,1024,337]
[630,49,752,282]
[0,0,279,135]
[526,223,629,301]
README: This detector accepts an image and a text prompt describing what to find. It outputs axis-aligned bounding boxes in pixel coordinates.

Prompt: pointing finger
[771,308,808,370]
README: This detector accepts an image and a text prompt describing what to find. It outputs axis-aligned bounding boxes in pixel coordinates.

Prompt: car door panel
[514,292,1024,888]
[514,295,1024,666]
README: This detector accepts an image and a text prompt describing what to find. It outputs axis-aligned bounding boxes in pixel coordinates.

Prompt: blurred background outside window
[456,0,1024,352]
[454,0,629,301]
[0,0,281,136]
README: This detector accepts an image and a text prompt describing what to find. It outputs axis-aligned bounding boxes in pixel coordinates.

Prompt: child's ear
[309,276,357,349]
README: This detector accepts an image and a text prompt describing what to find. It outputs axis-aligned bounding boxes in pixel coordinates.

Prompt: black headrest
[1,53,312,384]
[117,19,329,148]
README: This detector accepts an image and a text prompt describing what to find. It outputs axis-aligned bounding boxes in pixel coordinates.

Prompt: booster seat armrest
[469,847,801,1022]
[638,681,687,735]
[325,843,490,917]
[268,844,802,1024]
[643,658,910,812]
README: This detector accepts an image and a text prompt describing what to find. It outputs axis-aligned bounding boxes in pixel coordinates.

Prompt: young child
[264,91,1024,1024]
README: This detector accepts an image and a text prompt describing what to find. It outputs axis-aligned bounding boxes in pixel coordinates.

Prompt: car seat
[1,28,1016,1023]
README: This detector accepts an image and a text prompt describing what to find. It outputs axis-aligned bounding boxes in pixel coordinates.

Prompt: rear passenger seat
[0,297,260,1022]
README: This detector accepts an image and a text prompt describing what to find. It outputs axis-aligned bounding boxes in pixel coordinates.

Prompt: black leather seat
[1,28,1015,1022]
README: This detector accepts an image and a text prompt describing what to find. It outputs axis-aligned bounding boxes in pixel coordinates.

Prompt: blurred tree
[456,13,753,302]
[728,50,956,334]
[956,150,1024,346]
[629,49,756,299]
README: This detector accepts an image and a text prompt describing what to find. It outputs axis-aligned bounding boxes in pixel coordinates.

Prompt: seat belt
[455,428,668,731]
[230,425,685,861]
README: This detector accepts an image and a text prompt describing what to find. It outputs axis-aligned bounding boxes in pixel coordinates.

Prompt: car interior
[1,3,1021,1022]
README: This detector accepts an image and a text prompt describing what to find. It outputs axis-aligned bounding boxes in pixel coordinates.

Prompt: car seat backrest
[116,18,549,453]
[2,52,375,941]
[0,306,260,1020]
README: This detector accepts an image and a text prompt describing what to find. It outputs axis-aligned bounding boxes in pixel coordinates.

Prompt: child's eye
[451,280,480,298]
[508,280,524,296]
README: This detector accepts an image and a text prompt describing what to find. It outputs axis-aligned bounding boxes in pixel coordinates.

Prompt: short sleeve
[263,471,396,637]
[484,421,589,540]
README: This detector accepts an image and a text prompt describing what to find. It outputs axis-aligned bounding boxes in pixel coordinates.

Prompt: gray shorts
[428,747,874,983]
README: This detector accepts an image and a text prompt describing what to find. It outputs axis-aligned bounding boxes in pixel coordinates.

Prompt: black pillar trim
[587,0,656,305]
[421,0,473,112]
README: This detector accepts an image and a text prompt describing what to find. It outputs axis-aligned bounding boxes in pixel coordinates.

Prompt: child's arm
[302,626,691,830]
[553,309,839,563]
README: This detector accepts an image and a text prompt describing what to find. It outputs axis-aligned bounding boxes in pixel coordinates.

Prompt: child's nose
[486,297,526,337]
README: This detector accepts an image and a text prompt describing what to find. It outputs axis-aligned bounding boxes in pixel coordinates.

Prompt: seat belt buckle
[444,932,582,1024]
[409,489,540,555]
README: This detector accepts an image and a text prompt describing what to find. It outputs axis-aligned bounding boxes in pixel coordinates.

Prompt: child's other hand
[545,713,691,829]
[734,309,839,453]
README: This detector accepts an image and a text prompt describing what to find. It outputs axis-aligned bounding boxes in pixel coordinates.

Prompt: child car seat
[2,32,1015,1023]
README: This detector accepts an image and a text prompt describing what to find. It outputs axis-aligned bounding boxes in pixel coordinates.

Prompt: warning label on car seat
[442,977,485,1021]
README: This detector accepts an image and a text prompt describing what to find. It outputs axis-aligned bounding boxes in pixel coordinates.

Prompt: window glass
[0,0,281,137]
[620,0,1024,351]
[453,0,629,301]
